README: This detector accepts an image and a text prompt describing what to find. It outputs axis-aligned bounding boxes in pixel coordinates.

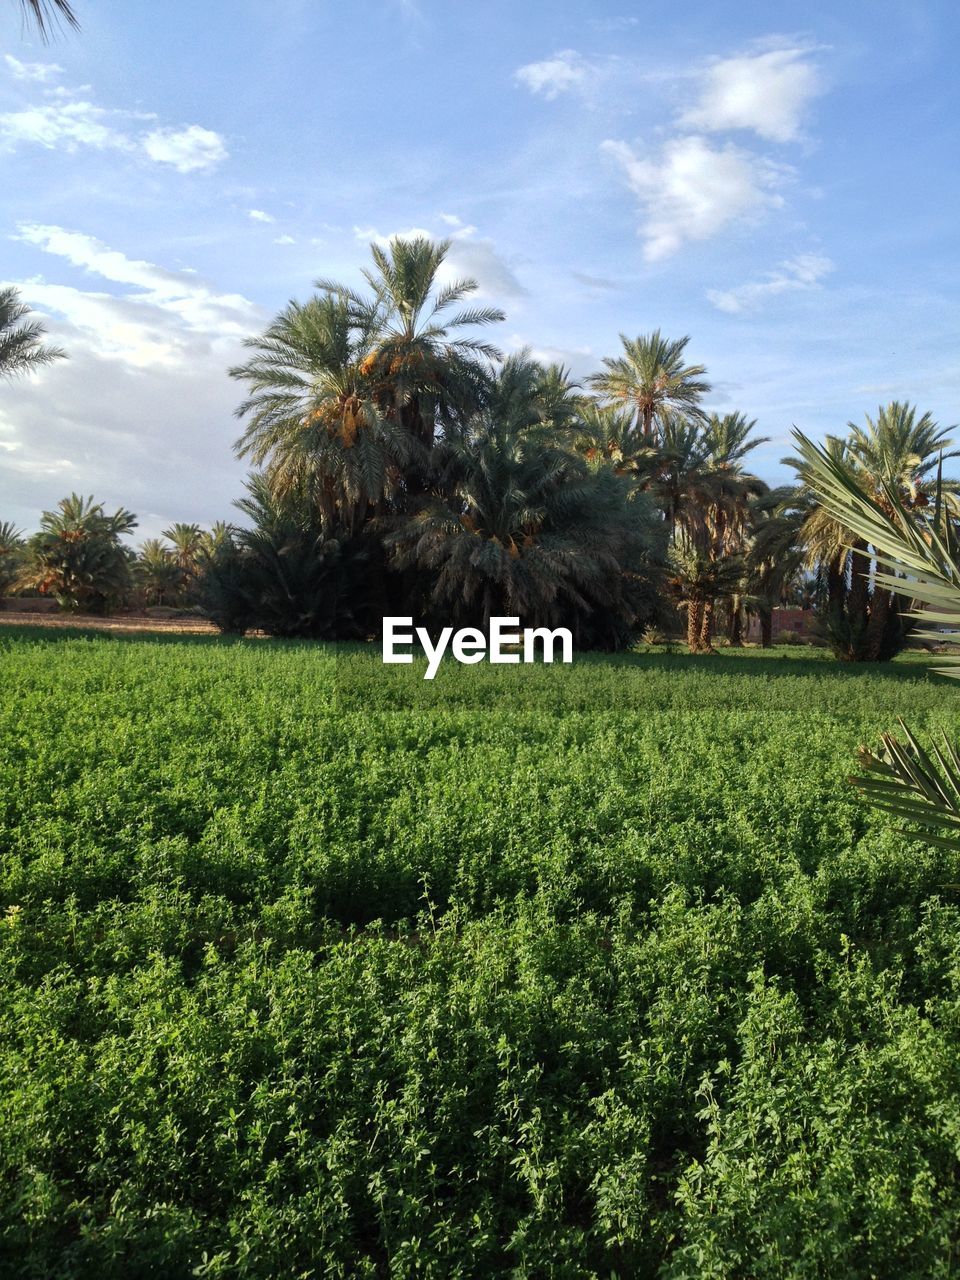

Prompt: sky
[2,0,960,540]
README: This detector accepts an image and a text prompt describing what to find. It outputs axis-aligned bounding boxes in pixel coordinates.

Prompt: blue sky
[2,0,959,538]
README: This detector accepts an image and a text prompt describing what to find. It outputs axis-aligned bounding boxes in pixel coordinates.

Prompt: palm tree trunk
[847,539,871,645]
[825,553,846,629]
[864,587,891,661]
[760,605,773,649]
[687,600,704,652]
[728,599,744,647]
[699,599,716,654]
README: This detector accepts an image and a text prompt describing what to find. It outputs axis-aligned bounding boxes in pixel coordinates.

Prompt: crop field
[2,627,960,1277]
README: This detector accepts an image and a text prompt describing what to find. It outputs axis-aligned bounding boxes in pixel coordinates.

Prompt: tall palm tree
[785,434,852,629]
[15,0,77,40]
[230,293,413,535]
[698,413,769,648]
[162,522,204,578]
[587,330,711,443]
[0,287,66,381]
[318,236,504,454]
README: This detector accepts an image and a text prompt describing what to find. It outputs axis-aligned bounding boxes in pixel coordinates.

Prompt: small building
[746,607,814,642]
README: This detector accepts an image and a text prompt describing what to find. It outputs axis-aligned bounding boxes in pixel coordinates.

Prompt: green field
[2,628,960,1277]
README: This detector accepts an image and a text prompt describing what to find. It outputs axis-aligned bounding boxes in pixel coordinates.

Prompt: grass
[1,627,959,1277]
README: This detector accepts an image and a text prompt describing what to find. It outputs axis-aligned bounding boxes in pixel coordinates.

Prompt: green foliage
[18,494,137,613]
[0,285,66,380]
[0,521,24,597]
[390,354,666,644]
[794,428,960,853]
[192,477,374,638]
[0,633,958,1274]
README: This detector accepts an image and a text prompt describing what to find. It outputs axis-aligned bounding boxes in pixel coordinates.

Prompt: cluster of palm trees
[3,234,956,656]
[0,504,228,614]
[218,236,958,654]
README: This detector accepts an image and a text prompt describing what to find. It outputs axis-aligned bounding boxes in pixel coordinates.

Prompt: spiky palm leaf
[17,0,78,40]
[0,287,66,380]
[794,427,960,849]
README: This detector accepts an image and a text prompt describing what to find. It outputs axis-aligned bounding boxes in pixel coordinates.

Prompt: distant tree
[137,538,180,607]
[0,521,25,598]
[587,331,710,443]
[0,287,65,381]
[19,494,136,613]
[745,488,805,648]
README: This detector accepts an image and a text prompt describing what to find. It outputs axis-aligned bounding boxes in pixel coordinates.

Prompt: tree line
[2,237,956,660]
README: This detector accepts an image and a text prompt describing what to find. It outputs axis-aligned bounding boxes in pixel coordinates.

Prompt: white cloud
[4,54,63,82]
[14,224,258,339]
[680,45,821,143]
[601,134,785,261]
[248,209,274,223]
[514,50,587,100]
[0,79,227,172]
[141,124,227,172]
[1,231,263,536]
[706,254,833,313]
[0,100,134,152]
[274,234,296,245]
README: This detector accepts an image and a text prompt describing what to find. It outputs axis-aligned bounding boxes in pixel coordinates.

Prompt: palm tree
[162,522,206,595]
[786,403,957,661]
[698,413,769,648]
[0,287,66,381]
[318,236,504,455]
[745,488,805,648]
[138,539,180,607]
[792,429,960,848]
[230,293,413,535]
[668,536,744,654]
[0,521,24,599]
[587,330,711,443]
[229,474,372,639]
[19,494,136,613]
[15,0,78,39]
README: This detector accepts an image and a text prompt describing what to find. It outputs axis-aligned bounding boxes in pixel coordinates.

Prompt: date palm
[786,404,956,661]
[19,494,136,613]
[793,430,960,849]
[318,236,504,455]
[0,521,24,598]
[231,293,413,534]
[162,522,205,587]
[587,330,711,443]
[745,488,805,647]
[0,287,66,381]
[138,539,180,607]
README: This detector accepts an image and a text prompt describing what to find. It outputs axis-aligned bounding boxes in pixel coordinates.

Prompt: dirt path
[0,610,219,635]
